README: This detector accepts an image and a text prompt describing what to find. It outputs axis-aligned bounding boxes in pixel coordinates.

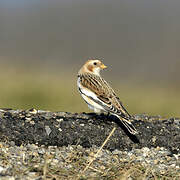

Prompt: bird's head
[79,59,107,75]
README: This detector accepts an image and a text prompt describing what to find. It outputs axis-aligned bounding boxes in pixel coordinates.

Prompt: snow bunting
[77,59,138,135]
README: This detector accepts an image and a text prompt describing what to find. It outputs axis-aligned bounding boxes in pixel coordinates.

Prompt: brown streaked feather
[78,73,131,119]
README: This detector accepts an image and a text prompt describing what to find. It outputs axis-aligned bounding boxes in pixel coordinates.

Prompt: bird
[77,59,138,135]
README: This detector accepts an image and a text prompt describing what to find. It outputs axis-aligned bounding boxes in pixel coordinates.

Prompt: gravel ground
[0,142,179,180]
[0,109,179,179]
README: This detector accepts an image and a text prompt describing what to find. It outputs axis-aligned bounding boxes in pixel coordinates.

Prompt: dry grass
[39,154,180,180]
[20,151,178,180]
[81,127,116,175]
[0,141,179,180]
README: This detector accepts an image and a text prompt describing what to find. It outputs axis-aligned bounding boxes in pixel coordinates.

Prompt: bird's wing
[78,73,131,119]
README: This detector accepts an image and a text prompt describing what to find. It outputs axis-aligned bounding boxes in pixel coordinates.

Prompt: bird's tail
[114,115,138,135]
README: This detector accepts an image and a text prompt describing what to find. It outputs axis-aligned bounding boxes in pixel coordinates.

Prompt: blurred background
[0,0,180,117]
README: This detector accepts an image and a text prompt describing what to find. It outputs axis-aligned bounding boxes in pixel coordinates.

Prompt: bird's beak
[100,64,107,69]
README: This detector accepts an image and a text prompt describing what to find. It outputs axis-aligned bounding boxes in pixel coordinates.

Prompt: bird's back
[78,72,131,119]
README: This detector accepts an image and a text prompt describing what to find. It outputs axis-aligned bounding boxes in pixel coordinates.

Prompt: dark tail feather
[115,115,138,135]
[120,119,138,135]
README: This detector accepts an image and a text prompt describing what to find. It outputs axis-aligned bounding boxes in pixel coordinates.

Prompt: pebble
[45,126,52,136]
[56,118,64,122]
[0,166,5,173]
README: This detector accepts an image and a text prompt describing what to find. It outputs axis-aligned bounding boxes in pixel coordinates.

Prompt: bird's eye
[93,62,97,65]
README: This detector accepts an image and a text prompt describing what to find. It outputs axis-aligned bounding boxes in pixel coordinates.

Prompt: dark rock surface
[0,109,179,153]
